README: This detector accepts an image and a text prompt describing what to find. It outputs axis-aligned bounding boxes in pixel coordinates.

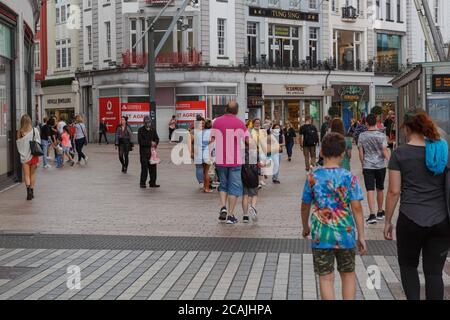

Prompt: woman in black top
[385,109,450,300]
[284,121,296,162]
[115,116,133,173]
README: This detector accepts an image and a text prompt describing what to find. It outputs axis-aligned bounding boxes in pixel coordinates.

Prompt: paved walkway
[0,143,393,240]
[0,234,448,300]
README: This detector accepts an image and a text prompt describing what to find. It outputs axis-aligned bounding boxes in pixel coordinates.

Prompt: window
[105,21,111,58]
[34,42,40,70]
[217,18,226,56]
[332,0,336,12]
[86,0,92,8]
[333,30,362,71]
[67,4,70,20]
[247,22,257,66]
[61,5,66,23]
[377,33,402,73]
[56,7,60,24]
[397,0,401,22]
[386,0,391,20]
[289,0,300,10]
[56,39,71,69]
[309,27,318,66]
[376,0,381,19]
[434,0,439,25]
[309,0,317,10]
[268,0,280,7]
[268,24,300,68]
[86,26,92,61]
[130,19,137,63]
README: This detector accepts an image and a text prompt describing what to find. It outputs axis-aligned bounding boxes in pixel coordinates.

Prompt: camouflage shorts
[312,248,355,276]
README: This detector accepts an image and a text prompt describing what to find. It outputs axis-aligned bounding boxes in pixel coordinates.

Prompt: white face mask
[273,128,280,135]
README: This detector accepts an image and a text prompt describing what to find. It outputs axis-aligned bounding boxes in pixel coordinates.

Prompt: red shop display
[99,97,120,133]
[121,102,150,124]
[175,101,207,123]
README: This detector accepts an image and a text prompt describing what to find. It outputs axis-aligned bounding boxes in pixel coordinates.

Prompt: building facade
[0,0,40,189]
[73,0,410,141]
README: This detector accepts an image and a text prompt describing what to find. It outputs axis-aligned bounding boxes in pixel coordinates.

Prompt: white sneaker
[199,183,204,190]
[44,164,51,169]
[84,157,88,164]
[249,206,258,222]
[260,180,266,186]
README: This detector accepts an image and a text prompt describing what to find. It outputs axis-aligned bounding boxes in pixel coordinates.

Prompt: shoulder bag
[30,128,44,157]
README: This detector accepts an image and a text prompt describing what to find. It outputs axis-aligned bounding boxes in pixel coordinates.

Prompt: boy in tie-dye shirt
[301,132,367,300]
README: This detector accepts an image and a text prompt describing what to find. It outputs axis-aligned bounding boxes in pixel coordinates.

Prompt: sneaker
[377,210,385,220]
[243,216,250,223]
[219,207,227,221]
[272,179,281,184]
[257,184,262,190]
[226,215,238,224]
[260,180,266,186]
[249,206,258,222]
[366,214,377,225]
[199,183,204,190]
[70,161,75,167]
[84,157,89,164]
[44,164,51,169]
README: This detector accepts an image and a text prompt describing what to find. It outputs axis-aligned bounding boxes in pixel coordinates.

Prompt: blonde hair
[18,114,33,138]
[75,115,83,123]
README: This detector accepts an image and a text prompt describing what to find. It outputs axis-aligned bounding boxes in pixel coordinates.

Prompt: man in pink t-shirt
[211,101,249,224]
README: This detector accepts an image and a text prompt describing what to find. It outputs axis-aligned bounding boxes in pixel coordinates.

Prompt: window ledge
[84,8,92,12]
[385,19,395,22]
[84,61,93,65]
[103,3,111,7]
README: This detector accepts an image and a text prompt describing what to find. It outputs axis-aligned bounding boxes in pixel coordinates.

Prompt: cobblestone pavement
[0,143,395,240]
[0,235,448,300]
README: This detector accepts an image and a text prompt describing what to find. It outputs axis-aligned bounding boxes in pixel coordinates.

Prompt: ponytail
[403,110,440,141]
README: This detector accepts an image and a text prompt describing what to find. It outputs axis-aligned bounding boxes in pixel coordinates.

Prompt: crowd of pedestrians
[14,102,450,301]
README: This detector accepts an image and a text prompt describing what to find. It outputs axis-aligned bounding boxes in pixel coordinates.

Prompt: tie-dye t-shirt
[302,168,364,249]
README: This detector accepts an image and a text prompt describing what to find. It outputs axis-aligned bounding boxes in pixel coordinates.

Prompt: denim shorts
[216,166,243,197]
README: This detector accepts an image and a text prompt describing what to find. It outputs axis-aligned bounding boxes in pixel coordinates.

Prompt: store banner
[99,97,120,133]
[121,102,150,124]
[175,101,206,123]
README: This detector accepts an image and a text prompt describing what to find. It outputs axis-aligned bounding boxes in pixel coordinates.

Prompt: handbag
[30,128,44,157]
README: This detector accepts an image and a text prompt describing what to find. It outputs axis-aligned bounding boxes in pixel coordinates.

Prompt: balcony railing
[121,49,202,68]
[342,6,358,22]
[145,0,172,6]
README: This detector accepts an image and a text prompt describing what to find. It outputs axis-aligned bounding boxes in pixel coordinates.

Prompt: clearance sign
[175,101,206,123]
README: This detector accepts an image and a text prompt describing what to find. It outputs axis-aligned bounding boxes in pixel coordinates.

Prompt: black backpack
[241,164,259,189]
[304,124,319,146]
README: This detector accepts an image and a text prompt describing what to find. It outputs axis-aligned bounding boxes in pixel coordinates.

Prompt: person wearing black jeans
[385,109,450,300]
[138,116,160,188]
[284,121,296,162]
[74,115,88,164]
[99,118,108,144]
[115,116,132,173]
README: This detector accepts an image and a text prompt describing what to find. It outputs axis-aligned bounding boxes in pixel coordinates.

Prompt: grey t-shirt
[358,130,388,169]
[388,144,447,227]
[75,123,87,140]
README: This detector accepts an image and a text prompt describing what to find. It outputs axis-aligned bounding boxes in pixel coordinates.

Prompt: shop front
[375,86,398,116]
[0,20,13,186]
[262,84,324,129]
[331,84,369,130]
[247,83,263,121]
[175,84,238,122]
[43,92,77,121]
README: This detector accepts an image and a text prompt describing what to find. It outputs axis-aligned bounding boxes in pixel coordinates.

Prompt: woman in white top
[74,115,88,164]
[16,114,41,200]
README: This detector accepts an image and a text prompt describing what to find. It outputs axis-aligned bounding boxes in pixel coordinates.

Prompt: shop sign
[247,83,262,96]
[432,74,450,93]
[207,87,237,95]
[275,25,290,37]
[47,98,72,105]
[99,97,120,133]
[249,7,319,22]
[338,86,365,101]
[176,101,207,122]
[285,85,305,95]
[121,102,150,124]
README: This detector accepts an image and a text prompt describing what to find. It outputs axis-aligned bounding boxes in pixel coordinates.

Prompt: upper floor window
[217,18,226,56]
[289,0,301,10]
[34,42,40,70]
[376,0,381,19]
[268,0,280,7]
[397,0,402,22]
[86,0,92,8]
[56,39,71,69]
[105,21,111,59]
[56,3,70,24]
[386,0,392,21]
[86,26,92,61]
[309,0,317,10]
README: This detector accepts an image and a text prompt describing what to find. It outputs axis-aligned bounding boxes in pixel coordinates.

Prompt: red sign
[175,101,207,122]
[121,102,150,124]
[99,97,120,133]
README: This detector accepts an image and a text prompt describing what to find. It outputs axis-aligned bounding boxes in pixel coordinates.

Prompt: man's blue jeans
[195,164,204,184]
[42,139,50,167]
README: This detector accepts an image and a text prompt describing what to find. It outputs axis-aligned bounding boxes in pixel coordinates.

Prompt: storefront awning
[390,65,422,89]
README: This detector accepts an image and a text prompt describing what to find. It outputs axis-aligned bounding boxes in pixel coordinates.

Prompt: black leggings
[118,143,129,169]
[75,138,86,162]
[396,213,450,300]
